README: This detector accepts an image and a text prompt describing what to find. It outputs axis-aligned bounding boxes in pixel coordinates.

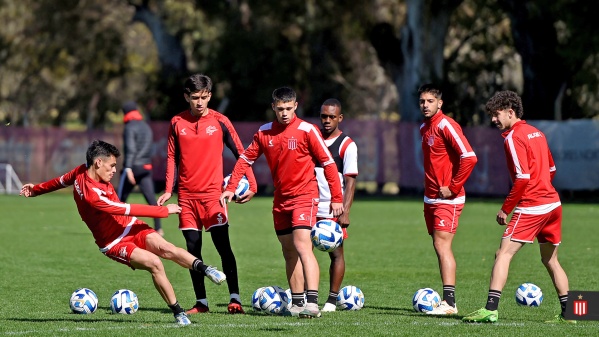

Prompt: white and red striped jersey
[420,111,477,204]
[164,108,257,199]
[227,116,343,203]
[32,164,169,250]
[500,120,560,214]
[315,132,358,217]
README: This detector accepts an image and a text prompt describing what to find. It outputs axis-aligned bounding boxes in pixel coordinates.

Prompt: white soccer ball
[278,288,292,314]
[110,289,139,314]
[222,174,250,200]
[515,282,543,307]
[311,219,344,252]
[412,288,441,313]
[336,285,365,310]
[251,287,266,312]
[69,288,98,314]
[259,286,286,315]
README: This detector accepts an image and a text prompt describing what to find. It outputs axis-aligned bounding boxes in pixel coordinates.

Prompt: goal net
[0,163,23,194]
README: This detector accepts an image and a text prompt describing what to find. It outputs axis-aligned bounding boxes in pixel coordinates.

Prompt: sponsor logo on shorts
[299,213,305,221]
[119,247,127,258]
[217,213,224,224]
[438,219,445,227]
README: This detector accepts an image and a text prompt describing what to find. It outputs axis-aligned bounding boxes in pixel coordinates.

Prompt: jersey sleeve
[164,120,178,194]
[342,140,358,177]
[85,186,169,218]
[32,164,86,195]
[501,135,530,214]
[548,147,557,181]
[221,118,258,193]
[440,119,477,194]
[307,127,343,203]
[227,133,262,193]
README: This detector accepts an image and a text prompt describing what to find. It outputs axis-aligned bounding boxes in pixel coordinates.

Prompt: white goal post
[0,163,23,195]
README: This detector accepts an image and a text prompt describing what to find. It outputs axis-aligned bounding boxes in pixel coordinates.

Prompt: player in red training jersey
[157,74,257,315]
[19,140,226,326]
[314,98,358,312]
[419,83,477,315]
[221,87,344,319]
[463,91,574,324]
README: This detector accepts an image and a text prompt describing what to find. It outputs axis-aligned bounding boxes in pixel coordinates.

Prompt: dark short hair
[485,90,523,118]
[272,87,296,103]
[184,74,212,95]
[322,98,342,109]
[86,140,120,166]
[417,83,442,99]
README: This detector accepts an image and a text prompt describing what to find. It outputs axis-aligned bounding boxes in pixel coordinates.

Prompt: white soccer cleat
[204,266,227,285]
[174,312,192,325]
[321,303,337,312]
[426,300,458,315]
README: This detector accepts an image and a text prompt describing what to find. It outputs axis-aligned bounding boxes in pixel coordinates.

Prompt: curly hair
[485,91,523,118]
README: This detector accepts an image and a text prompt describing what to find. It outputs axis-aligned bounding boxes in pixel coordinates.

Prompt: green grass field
[0,192,598,336]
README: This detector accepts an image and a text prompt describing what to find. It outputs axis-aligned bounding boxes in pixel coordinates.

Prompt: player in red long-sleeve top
[157,74,257,315]
[463,91,574,324]
[19,140,226,325]
[419,84,478,315]
[221,87,344,319]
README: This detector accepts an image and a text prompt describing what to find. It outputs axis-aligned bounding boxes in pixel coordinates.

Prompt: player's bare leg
[293,228,321,318]
[490,239,524,291]
[322,245,345,312]
[427,231,458,314]
[540,243,574,322]
[278,233,306,317]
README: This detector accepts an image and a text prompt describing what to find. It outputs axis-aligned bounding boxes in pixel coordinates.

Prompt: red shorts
[102,224,154,269]
[503,206,562,244]
[273,197,318,235]
[423,203,464,235]
[317,217,348,239]
[179,197,228,231]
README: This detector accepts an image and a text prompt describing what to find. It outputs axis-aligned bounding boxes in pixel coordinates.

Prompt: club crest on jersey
[288,138,297,150]
[427,135,435,146]
[206,125,218,136]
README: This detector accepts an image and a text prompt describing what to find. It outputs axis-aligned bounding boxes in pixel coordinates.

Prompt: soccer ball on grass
[412,288,440,313]
[259,286,287,315]
[69,288,98,314]
[311,219,343,252]
[110,289,139,314]
[337,285,365,310]
[515,282,543,307]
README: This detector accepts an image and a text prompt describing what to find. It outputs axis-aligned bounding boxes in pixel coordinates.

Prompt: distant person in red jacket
[19,140,226,326]
[221,87,344,319]
[419,83,477,315]
[117,101,163,236]
[157,74,257,315]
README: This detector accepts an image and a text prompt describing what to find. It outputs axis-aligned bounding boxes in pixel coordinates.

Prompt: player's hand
[235,190,255,204]
[330,202,344,217]
[19,183,36,197]
[157,192,171,206]
[166,203,182,214]
[439,186,454,199]
[220,191,234,207]
[125,168,136,185]
[496,209,508,226]
[338,211,350,226]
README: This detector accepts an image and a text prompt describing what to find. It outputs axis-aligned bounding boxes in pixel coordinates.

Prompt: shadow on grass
[7,317,138,323]
[367,306,464,320]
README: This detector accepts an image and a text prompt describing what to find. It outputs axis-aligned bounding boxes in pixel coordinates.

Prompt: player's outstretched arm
[20,183,37,198]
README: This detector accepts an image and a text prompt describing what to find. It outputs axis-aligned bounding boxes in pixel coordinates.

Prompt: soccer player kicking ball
[20,140,227,326]
[220,87,344,319]
[314,98,358,312]
[462,91,575,324]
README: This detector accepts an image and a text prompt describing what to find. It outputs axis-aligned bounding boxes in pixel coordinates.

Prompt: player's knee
[144,255,165,274]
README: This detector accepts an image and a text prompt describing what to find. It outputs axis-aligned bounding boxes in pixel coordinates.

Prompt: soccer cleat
[462,308,498,323]
[545,314,577,324]
[299,303,322,319]
[174,312,192,326]
[321,303,337,312]
[185,303,209,314]
[283,304,305,317]
[204,266,227,285]
[426,300,458,315]
[227,301,245,314]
